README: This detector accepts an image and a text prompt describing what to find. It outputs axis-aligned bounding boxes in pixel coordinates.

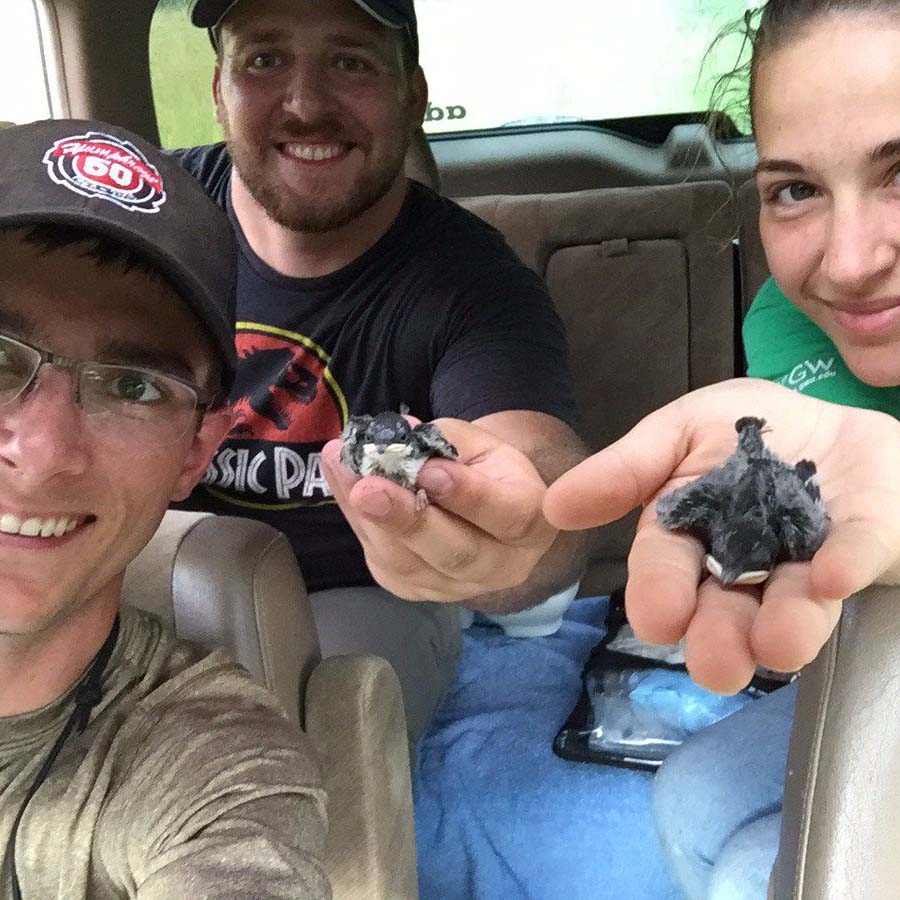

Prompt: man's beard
[225,124,409,234]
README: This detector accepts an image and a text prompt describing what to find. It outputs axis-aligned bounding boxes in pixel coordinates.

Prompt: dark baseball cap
[190,0,419,64]
[0,119,237,394]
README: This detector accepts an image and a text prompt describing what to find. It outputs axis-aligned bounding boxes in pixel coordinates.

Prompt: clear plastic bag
[582,662,750,767]
[554,590,788,770]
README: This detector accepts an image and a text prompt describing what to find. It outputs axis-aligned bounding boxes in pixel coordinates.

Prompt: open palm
[544,378,900,692]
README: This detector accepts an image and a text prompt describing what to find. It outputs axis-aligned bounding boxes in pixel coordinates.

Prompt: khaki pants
[308,586,462,760]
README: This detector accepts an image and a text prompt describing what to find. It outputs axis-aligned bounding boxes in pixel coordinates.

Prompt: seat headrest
[122,510,320,726]
[404,127,441,192]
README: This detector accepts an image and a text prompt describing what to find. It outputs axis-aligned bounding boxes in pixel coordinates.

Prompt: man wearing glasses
[0,120,328,899]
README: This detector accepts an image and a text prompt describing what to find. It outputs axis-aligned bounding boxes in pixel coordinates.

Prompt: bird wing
[340,415,372,474]
[411,423,459,460]
[794,459,822,503]
[656,474,724,531]
[772,471,829,561]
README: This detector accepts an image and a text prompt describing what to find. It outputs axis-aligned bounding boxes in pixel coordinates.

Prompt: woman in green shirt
[549,2,900,898]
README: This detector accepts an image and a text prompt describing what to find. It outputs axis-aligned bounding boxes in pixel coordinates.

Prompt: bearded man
[179,0,590,750]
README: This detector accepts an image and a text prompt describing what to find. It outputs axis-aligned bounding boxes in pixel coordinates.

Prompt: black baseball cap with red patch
[190,0,419,64]
[0,119,237,393]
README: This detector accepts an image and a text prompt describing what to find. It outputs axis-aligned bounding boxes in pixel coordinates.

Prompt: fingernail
[417,467,453,499]
[359,489,392,518]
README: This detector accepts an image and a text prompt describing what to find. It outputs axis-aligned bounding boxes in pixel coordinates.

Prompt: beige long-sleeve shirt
[0,606,330,899]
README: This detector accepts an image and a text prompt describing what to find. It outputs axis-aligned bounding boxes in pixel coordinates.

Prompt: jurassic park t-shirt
[173,143,577,592]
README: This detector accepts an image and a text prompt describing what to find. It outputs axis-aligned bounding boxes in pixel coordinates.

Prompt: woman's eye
[775,182,817,205]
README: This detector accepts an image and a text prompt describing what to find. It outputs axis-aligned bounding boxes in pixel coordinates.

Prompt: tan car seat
[404,127,441,192]
[458,181,737,593]
[123,510,419,900]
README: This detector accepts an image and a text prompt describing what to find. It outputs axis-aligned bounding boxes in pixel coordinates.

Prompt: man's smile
[279,141,350,161]
[0,510,94,540]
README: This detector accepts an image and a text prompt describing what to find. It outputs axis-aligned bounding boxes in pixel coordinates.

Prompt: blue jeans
[652,680,798,900]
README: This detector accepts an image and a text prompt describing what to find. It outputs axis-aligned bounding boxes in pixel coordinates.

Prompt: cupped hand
[322,417,557,602]
[543,378,900,692]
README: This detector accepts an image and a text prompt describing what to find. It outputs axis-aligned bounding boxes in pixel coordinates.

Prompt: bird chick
[656,417,829,586]
[340,408,459,510]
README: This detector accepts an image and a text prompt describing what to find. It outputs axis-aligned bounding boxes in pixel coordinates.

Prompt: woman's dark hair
[707,1,900,135]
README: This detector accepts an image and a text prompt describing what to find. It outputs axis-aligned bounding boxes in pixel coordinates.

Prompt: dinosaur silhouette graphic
[231,346,318,436]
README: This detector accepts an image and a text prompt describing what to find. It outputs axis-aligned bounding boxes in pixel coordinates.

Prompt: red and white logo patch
[42,131,166,214]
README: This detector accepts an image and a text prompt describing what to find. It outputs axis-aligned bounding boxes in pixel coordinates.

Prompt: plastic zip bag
[554,590,789,771]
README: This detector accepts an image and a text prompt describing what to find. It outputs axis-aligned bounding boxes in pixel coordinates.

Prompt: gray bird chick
[656,417,829,586]
[340,408,459,508]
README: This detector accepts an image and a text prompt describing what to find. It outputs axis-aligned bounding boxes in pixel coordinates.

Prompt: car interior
[4,1,900,898]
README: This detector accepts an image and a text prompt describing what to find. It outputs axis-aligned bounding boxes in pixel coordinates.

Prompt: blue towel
[413,596,681,900]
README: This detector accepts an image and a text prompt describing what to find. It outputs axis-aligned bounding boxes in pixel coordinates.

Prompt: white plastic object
[470,582,581,638]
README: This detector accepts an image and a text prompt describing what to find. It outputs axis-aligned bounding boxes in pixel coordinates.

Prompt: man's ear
[170,407,234,502]
[212,65,223,122]
[409,66,428,128]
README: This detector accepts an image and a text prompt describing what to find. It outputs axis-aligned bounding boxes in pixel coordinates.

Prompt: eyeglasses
[0,332,209,442]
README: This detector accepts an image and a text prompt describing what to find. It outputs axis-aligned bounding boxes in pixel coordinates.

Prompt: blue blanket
[413,596,681,900]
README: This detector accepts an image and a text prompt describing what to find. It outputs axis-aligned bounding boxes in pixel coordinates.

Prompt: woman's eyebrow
[755,158,805,176]
[870,137,900,163]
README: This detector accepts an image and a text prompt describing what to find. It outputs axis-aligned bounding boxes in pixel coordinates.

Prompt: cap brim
[190,0,241,28]
[351,0,405,28]
[0,207,236,395]
[191,0,405,30]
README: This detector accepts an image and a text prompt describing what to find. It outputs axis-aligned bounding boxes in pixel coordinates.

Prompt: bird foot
[415,488,430,512]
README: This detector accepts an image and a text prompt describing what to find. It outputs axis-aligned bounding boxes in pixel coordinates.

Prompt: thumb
[543,404,690,530]
[810,519,900,601]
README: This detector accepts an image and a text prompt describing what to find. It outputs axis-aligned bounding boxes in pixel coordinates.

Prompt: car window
[417,0,752,133]
[150,0,221,149]
[0,0,51,125]
[149,0,753,148]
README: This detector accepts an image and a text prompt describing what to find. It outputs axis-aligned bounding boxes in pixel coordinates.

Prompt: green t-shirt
[742,276,900,417]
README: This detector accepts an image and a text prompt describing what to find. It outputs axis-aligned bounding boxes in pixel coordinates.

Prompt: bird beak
[731,570,770,586]
[705,555,724,580]
[705,556,770,586]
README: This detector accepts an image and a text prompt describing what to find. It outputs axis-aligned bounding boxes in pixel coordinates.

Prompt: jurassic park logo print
[43,132,166,213]
[202,326,347,509]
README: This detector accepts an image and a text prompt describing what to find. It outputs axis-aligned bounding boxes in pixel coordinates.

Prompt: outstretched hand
[321,417,557,603]
[543,378,900,693]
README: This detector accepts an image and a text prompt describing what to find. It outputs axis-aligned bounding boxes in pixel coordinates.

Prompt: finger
[325,437,542,590]
[543,403,691,530]
[320,439,378,547]
[751,562,842,673]
[322,438,359,492]
[415,457,553,548]
[684,580,760,694]
[323,439,422,525]
[353,479,538,590]
[364,550,488,603]
[624,519,706,645]
[810,517,900,601]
